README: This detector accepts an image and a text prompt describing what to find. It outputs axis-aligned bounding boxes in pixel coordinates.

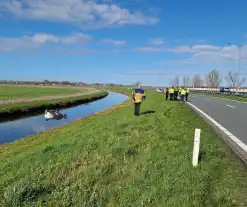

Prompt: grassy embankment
[0,85,108,116]
[191,91,247,102]
[0,84,80,100]
[1,87,247,206]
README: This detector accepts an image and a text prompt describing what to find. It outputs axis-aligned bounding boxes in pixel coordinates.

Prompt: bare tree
[225,72,246,88]
[170,75,179,86]
[205,69,221,87]
[182,76,190,87]
[192,74,203,87]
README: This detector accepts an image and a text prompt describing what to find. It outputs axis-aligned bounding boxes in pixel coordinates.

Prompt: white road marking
[186,102,247,153]
[226,104,236,108]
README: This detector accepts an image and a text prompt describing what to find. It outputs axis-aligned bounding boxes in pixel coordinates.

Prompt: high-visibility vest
[186,88,190,93]
[132,89,145,103]
[169,88,174,93]
[181,89,186,95]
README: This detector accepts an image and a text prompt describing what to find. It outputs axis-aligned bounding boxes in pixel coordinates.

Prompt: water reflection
[0,92,127,144]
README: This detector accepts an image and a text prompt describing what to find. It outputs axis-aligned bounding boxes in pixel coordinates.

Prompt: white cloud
[148,38,164,46]
[135,47,165,52]
[170,45,220,54]
[100,39,126,46]
[0,33,91,52]
[170,44,247,65]
[0,0,158,28]
[170,46,192,53]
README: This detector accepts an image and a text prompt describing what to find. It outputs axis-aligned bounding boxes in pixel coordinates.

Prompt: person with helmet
[132,85,146,116]
[169,86,175,101]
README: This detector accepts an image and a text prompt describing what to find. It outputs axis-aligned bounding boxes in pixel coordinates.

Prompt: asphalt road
[189,94,247,145]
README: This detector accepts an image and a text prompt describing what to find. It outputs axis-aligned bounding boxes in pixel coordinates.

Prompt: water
[0,92,128,144]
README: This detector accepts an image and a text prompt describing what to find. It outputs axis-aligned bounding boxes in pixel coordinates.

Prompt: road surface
[189,94,247,145]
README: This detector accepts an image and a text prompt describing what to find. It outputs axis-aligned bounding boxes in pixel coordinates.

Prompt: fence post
[192,128,201,167]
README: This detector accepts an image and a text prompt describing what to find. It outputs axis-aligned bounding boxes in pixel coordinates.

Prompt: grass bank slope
[1,88,247,206]
[0,90,108,118]
[0,84,81,100]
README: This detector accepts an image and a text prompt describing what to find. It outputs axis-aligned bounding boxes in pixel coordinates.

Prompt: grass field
[0,84,81,100]
[1,87,247,206]
[192,91,247,102]
[0,85,105,115]
[0,91,108,114]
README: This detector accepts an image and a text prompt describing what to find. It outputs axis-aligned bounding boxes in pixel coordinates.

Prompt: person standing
[132,85,146,116]
[165,88,169,101]
[174,87,179,100]
[185,87,190,101]
[179,87,182,98]
[180,87,186,102]
[169,86,175,101]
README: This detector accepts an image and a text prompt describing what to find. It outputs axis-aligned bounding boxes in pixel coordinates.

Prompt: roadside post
[192,128,201,167]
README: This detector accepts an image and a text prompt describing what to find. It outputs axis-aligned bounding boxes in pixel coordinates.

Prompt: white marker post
[192,128,201,167]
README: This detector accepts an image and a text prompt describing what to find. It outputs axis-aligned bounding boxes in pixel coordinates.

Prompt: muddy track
[0,88,101,105]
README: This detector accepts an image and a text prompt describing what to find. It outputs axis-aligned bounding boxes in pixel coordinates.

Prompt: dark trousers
[181,95,185,102]
[134,103,141,116]
[170,93,174,101]
[165,93,169,100]
[174,92,178,100]
[185,93,189,101]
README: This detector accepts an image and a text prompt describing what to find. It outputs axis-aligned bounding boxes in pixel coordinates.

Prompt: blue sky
[0,0,247,86]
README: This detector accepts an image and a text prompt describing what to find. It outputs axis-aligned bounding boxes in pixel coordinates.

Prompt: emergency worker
[174,87,179,100]
[178,87,182,98]
[169,86,175,101]
[132,85,146,116]
[185,88,190,101]
[165,88,169,101]
[180,87,186,102]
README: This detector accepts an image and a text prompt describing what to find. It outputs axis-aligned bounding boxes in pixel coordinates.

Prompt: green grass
[192,91,247,102]
[0,91,108,114]
[1,87,247,206]
[0,84,81,100]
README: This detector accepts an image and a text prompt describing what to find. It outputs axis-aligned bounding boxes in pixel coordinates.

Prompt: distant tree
[182,76,190,87]
[225,71,246,88]
[192,74,203,87]
[170,75,179,86]
[205,69,221,87]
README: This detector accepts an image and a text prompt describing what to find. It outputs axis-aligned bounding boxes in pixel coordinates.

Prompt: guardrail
[189,87,247,97]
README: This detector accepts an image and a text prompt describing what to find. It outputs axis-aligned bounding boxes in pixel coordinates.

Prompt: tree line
[170,70,246,88]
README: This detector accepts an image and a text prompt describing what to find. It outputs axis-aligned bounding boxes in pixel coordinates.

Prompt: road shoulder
[186,101,247,165]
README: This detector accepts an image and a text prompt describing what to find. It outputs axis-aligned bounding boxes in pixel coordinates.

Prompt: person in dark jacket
[165,88,169,101]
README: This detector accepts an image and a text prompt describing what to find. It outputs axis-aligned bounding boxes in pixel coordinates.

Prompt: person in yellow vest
[185,87,190,101]
[178,87,182,98]
[169,86,175,101]
[180,87,186,102]
[174,87,179,100]
[132,85,146,116]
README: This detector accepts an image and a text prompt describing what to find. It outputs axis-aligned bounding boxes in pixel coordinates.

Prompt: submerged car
[44,109,67,121]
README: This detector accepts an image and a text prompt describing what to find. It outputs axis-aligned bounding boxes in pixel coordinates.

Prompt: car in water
[44,109,67,121]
